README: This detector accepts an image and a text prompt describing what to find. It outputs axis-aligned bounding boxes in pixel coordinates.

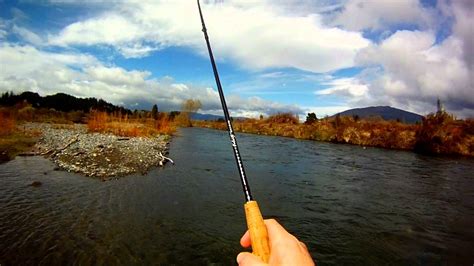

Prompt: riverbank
[5,123,172,180]
[193,112,474,157]
[0,132,38,162]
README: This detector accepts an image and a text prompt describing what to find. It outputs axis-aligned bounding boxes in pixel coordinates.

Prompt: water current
[1,127,473,265]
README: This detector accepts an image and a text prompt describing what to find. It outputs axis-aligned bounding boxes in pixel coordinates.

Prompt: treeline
[0,91,131,114]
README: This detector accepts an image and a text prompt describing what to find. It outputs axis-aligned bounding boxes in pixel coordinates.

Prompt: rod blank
[197,0,252,202]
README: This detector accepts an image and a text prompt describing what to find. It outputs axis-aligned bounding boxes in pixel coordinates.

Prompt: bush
[0,109,15,136]
[266,113,299,124]
[87,110,175,137]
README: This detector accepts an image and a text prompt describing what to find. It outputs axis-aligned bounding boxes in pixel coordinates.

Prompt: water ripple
[1,129,473,265]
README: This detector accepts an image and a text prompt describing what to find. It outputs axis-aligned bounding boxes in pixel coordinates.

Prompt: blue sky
[0,0,472,118]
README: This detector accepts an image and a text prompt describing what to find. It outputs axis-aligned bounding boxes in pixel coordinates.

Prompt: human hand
[237,219,315,265]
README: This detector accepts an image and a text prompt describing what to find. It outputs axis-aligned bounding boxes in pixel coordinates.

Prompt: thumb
[236,252,267,266]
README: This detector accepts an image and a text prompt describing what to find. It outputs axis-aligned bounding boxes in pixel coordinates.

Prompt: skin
[237,219,315,266]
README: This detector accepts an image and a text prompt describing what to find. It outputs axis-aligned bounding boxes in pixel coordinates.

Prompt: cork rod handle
[244,200,271,263]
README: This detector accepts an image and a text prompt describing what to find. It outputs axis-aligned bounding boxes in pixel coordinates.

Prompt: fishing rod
[197,0,270,262]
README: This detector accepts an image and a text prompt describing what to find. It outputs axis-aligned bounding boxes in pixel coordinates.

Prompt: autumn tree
[175,99,202,127]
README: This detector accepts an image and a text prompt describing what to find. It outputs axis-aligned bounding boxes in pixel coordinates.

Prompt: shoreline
[16,123,173,180]
[192,120,474,157]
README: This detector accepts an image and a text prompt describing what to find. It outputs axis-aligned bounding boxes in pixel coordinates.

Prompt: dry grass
[415,112,474,156]
[194,112,473,156]
[87,110,175,137]
[0,108,39,162]
[0,109,16,137]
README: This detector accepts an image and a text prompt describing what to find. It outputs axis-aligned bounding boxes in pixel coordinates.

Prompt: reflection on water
[1,127,473,265]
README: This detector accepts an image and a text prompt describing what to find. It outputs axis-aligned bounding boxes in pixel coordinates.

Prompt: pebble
[23,123,172,180]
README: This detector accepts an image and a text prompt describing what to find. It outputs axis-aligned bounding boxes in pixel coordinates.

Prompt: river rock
[23,123,172,180]
[30,181,42,187]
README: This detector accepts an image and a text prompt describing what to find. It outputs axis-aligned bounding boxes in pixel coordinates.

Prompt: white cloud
[316,77,368,98]
[49,14,145,47]
[0,43,301,116]
[322,28,473,118]
[84,66,150,87]
[48,0,369,72]
[0,19,7,39]
[301,105,350,119]
[12,25,43,46]
[331,0,435,31]
[449,0,474,70]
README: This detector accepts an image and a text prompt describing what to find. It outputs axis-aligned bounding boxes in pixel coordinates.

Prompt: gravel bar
[24,123,172,180]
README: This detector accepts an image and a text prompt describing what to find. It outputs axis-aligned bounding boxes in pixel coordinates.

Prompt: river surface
[1,127,473,265]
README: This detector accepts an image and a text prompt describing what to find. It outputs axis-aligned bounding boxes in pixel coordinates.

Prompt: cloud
[314,29,473,118]
[316,77,368,98]
[311,0,474,118]
[302,105,350,118]
[331,0,435,31]
[48,0,369,72]
[0,43,300,116]
[11,7,29,22]
[448,0,474,70]
[12,25,43,46]
[0,19,7,39]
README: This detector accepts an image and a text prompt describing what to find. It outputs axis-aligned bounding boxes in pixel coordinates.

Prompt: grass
[0,110,16,136]
[415,112,474,156]
[0,133,38,162]
[0,110,39,162]
[87,110,176,137]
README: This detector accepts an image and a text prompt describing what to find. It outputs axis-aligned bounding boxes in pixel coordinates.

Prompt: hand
[237,219,315,265]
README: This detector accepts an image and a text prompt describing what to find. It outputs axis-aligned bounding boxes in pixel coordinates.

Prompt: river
[1,127,473,265]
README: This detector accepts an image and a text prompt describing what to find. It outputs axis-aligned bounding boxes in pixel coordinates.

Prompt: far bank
[193,112,474,157]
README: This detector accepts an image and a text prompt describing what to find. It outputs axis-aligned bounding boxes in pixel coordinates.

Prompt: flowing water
[1,127,473,265]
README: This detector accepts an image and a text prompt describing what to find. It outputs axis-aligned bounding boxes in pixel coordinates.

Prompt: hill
[190,112,223,121]
[334,106,423,124]
[0,91,131,114]
[189,112,247,121]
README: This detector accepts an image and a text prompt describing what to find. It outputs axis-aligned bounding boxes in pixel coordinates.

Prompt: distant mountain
[334,106,423,124]
[189,112,248,121]
[190,112,223,121]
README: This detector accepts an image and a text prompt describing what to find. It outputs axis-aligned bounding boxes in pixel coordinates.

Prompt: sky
[0,0,472,118]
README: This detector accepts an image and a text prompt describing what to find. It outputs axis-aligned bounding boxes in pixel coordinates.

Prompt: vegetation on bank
[87,110,175,137]
[415,111,474,156]
[1,91,472,158]
[0,92,200,162]
[0,109,39,162]
[194,111,474,157]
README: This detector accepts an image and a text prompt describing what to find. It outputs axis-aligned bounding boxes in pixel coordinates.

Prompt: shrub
[266,113,299,124]
[0,109,15,136]
[87,110,175,137]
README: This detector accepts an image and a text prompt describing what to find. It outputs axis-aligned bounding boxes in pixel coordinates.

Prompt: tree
[304,112,317,124]
[151,104,158,120]
[175,99,202,127]
[437,97,445,114]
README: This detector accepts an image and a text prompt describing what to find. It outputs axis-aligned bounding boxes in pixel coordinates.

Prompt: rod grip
[244,200,270,263]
